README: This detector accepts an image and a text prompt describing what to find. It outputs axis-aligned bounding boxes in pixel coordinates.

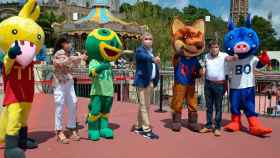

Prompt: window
[270,59,280,72]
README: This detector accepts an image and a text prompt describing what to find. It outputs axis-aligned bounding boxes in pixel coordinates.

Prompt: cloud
[120,0,136,4]
[249,0,280,37]
[161,0,189,9]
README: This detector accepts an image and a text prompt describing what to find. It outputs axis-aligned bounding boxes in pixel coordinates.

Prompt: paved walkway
[0,94,279,158]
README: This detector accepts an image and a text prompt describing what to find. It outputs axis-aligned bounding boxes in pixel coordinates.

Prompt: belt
[206,79,225,84]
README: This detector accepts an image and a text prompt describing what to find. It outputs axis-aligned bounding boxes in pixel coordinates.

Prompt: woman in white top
[53,37,87,144]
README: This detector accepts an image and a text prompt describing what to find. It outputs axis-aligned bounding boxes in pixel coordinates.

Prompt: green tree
[120,2,280,66]
[119,3,133,17]
[120,2,229,66]
[252,16,280,51]
[37,11,65,47]
[237,15,245,26]
[182,5,211,22]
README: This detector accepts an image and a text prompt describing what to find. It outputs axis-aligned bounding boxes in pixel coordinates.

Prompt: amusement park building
[0,0,120,21]
[268,51,280,72]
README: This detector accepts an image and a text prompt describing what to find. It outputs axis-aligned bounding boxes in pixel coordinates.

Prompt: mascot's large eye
[183,35,189,40]
[98,29,110,36]
[11,29,18,35]
[110,41,116,47]
[37,34,41,40]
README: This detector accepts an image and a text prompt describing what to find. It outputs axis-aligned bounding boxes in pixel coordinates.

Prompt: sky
[121,0,280,37]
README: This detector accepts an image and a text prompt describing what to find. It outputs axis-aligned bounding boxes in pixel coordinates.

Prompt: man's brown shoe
[214,129,221,137]
[200,127,212,133]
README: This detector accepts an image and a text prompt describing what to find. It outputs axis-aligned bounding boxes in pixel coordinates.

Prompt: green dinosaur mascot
[85,28,123,141]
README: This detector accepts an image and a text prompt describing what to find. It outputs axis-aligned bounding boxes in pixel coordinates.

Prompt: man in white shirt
[200,40,236,136]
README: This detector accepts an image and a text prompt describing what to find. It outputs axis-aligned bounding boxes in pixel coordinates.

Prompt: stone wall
[0,2,91,22]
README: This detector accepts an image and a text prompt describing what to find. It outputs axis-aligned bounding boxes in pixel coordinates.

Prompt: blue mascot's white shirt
[223,15,262,89]
[228,55,259,89]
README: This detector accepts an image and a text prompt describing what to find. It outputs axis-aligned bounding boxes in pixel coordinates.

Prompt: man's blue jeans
[204,80,225,130]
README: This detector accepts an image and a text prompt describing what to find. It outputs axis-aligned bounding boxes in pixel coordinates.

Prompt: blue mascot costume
[223,14,272,136]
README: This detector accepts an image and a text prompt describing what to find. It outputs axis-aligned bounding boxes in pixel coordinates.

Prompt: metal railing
[0,65,279,117]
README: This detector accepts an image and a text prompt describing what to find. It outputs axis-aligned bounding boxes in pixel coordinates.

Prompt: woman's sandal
[67,128,81,141]
[56,131,70,144]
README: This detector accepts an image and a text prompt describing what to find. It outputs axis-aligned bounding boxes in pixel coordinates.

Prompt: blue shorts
[229,87,258,117]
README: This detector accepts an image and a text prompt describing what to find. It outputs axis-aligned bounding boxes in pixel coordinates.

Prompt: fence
[0,65,279,117]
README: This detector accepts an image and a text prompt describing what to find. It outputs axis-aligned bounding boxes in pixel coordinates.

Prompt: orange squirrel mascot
[170,17,205,132]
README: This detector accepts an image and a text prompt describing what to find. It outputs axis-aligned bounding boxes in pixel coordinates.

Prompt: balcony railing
[0,65,279,117]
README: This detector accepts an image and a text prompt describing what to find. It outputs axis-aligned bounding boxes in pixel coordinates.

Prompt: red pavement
[0,94,279,158]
